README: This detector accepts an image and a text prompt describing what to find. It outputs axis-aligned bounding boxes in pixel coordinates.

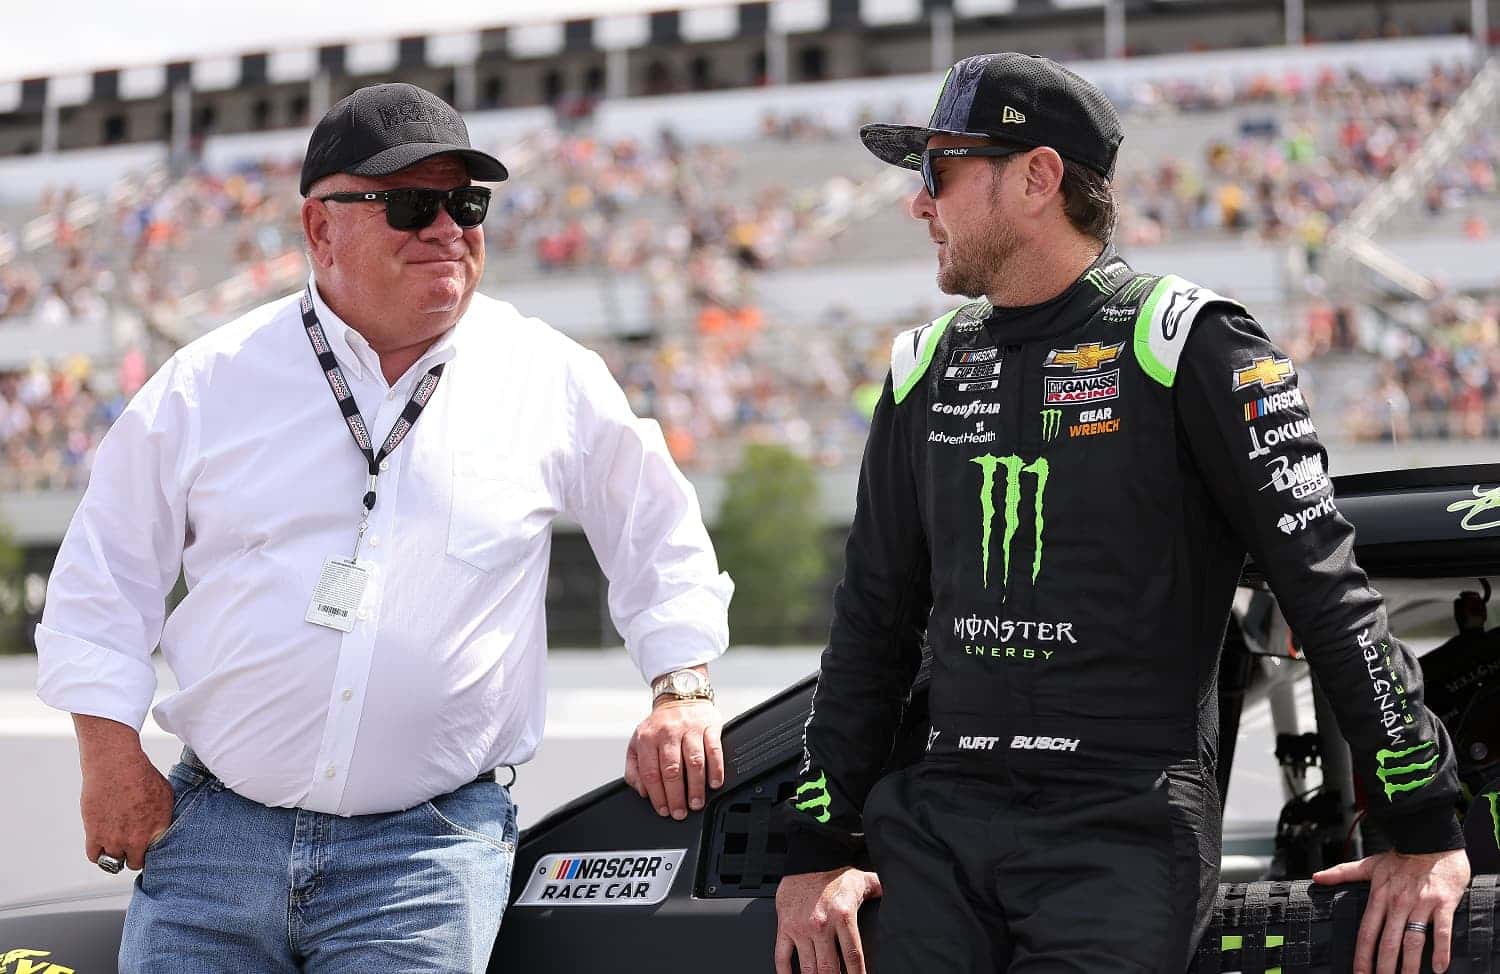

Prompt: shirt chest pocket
[447,452,557,574]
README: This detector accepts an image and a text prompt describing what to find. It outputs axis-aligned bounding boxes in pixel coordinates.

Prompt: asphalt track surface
[0,648,1296,906]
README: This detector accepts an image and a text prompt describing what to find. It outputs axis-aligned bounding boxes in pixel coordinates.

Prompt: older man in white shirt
[35,82,733,974]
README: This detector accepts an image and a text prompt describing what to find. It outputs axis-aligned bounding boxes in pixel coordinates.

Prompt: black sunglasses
[317,186,492,231]
[921,146,1026,199]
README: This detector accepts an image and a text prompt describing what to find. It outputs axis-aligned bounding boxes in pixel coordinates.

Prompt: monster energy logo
[1117,276,1154,305]
[794,772,831,823]
[1489,791,1500,850]
[972,455,1049,592]
[1083,268,1114,294]
[1040,409,1061,442]
[1375,741,1438,800]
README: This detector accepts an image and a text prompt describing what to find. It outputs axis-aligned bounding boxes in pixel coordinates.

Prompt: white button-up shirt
[35,281,733,815]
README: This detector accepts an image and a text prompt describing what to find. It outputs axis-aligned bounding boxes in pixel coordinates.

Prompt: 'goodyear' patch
[513,849,686,907]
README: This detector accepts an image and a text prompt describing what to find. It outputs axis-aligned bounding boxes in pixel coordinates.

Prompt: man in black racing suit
[773,53,1470,974]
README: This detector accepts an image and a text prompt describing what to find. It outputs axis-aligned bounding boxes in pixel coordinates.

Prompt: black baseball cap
[861,53,1123,179]
[299,83,508,196]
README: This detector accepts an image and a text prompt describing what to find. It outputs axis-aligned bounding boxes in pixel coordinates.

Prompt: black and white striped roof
[0,0,1140,110]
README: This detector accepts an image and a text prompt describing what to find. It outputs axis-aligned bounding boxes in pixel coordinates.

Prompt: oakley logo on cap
[1003,106,1026,124]
[378,100,458,130]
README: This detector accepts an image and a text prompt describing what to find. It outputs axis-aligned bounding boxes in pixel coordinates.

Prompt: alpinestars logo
[1277,495,1336,535]
[1260,454,1328,500]
[927,728,941,751]
[1247,417,1316,458]
[972,455,1048,593]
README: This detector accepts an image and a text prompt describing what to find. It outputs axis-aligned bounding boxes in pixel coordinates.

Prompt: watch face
[671,670,701,695]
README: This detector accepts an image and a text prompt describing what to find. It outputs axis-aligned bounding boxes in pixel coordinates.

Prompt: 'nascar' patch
[1233,356,1295,393]
[1044,369,1120,405]
[513,849,685,907]
[944,347,1001,384]
[1243,387,1304,421]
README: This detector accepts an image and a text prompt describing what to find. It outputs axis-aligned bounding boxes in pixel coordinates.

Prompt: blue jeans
[119,755,518,973]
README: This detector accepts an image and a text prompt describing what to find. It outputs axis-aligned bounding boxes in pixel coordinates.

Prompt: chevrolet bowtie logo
[1043,341,1123,373]
[1233,356,1295,392]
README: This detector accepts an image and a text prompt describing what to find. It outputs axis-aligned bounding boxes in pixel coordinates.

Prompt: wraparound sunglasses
[921,146,1026,199]
[317,186,491,230]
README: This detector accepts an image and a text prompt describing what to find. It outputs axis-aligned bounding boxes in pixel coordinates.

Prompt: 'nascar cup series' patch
[513,849,686,907]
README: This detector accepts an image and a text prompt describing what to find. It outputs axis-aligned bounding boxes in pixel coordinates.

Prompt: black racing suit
[783,251,1464,973]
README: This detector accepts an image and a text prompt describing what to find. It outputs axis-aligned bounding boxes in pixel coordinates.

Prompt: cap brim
[859,123,996,170]
[348,143,509,184]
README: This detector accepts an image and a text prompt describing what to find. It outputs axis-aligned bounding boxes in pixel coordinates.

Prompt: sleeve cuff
[33,624,158,731]
[1375,802,1466,855]
[624,572,734,685]
[781,808,866,875]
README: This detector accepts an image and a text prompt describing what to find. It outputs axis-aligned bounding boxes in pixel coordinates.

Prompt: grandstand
[1,0,1497,644]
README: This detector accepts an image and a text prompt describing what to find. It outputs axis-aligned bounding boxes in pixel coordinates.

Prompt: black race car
[5,464,1500,973]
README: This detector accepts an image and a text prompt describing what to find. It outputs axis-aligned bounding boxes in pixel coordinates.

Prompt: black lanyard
[300,287,445,553]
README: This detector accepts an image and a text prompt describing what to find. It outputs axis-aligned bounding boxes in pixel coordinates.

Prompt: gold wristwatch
[650,668,716,703]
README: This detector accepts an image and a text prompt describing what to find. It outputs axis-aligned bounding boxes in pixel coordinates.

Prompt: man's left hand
[1314,848,1470,974]
[624,699,724,820]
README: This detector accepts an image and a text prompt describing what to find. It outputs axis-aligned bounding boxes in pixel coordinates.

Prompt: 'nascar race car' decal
[513,849,686,907]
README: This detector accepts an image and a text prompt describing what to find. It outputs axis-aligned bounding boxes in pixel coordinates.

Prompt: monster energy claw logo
[1040,409,1061,442]
[1375,741,1438,800]
[972,454,1048,593]
[794,772,831,823]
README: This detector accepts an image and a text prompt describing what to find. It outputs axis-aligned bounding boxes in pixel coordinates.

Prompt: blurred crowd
[490,117,857,321]
[0,359,135,493]
[599,306,892,471]
[1114,65,1495,249]
[0,160,300,325]
[2,61,1500,488]
[1325,296,1500,442]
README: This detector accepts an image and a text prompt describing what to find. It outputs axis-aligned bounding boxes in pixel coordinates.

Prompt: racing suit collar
[982,246,1131,343]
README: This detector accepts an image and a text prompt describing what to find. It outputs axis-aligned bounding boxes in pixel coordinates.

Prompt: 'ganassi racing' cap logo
[1043,341,1123,373]
[1232,356,1295,392]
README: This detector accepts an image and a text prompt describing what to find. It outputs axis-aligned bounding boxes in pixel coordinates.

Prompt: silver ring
[96,853,124,874]
[1405,920,1431,935]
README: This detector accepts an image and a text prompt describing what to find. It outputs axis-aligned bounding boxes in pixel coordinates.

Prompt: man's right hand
[75,714,174,872]
[774,866,883,974]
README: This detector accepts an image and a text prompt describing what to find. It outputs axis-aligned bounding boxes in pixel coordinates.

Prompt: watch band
[651,669,715,702]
